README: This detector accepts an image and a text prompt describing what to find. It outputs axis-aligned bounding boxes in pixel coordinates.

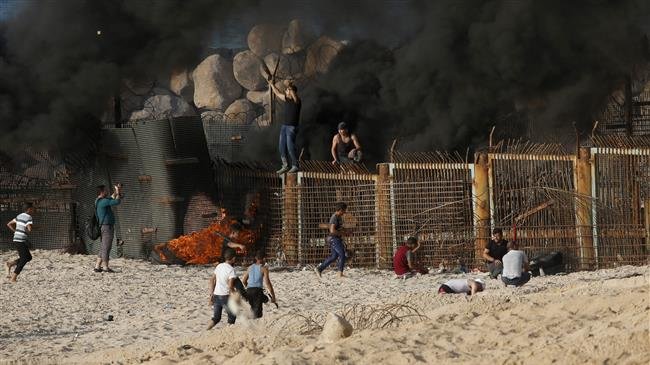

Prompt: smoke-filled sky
[1,0,649,163]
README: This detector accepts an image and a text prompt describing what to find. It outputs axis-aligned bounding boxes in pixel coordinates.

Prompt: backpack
[85,199,103,240]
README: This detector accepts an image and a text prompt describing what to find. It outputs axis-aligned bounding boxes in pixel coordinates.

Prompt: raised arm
[268,81,286,101]
[262,266,276,303]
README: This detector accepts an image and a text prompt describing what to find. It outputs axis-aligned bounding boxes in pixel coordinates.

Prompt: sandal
[93,267,103,273]
[104,268,116,273]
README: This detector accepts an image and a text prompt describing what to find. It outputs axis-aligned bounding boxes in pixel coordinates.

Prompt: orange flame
[154,197,260,265]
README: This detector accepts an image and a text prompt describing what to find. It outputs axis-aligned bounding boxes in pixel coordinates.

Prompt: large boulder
[193,54,242,110]
[304,36,344,77]
[247,24,284,57]
[170,69,194,103]
[233,50,267,91]
[246,90,270,105]
[128,94,196,121]
[224,99,258,125]
[282,19,314,54]
[320,312,353,342]
[261,52,305,82]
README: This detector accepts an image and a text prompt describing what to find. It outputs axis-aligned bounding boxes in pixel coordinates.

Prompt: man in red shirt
[393,237,428,278]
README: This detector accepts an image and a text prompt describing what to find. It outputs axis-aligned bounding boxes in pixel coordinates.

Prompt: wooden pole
[375,163,393,268]
[575,147,595,269]
[473,152,490,267]
[645,199,650,257]
[283,173,299,264]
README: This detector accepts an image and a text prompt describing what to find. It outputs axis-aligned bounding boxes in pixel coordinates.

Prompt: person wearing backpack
[94,184,122,273]
[5,202,35,282]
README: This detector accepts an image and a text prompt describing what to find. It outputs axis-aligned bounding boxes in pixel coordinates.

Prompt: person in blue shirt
[94,184,122,273]
[242,250,277,318]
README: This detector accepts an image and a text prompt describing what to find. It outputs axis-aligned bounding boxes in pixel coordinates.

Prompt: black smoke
[247,0,650,164]
[0,0,253,154]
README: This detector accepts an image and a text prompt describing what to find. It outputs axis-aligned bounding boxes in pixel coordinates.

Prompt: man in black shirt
[482,228,509,279]
[269,80,301,174]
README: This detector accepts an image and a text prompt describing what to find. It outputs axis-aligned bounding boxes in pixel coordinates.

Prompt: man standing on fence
[5,202,35,282]
[94,184,122,273]
[315,202,350,278]
[269,80,301,174]
[482,228,509,279]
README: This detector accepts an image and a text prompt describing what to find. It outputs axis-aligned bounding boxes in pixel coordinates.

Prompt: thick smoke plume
[248,0,650,164]
[0,0,251,154]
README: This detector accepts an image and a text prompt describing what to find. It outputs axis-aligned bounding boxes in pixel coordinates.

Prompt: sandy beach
[0,250,648,365]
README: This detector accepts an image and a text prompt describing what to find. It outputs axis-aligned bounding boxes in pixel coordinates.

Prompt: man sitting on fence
[482,228,509,279]
[501,241,531,287]
[393,237,429,278]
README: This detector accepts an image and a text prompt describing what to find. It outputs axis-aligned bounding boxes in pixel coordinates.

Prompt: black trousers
[246,287,268,318]
[14,241,32,274]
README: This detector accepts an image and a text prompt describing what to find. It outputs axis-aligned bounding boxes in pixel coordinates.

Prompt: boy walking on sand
[242,250,277,318]
[6,202,35,282]
[315,202,350,278]
[207,248,238,329]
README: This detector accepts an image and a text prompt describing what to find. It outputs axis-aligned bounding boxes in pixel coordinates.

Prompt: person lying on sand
[393,236,429,278]
[207,248,238,330]
[242,250,277,318]
[438,278,485,298]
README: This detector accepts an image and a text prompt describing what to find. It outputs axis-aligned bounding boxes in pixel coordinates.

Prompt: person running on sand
[438,278,485,297]
[242,250,277,318]
[315,202,350,278]
[207,248,238,329]
[5,202,35,282]
[393,236,429,278]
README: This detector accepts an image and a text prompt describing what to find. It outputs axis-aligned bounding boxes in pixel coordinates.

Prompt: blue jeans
[318,236,346,272]
[212,295,236,325]
[279,124,298,167]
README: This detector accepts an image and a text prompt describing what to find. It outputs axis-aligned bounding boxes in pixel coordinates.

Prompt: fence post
[283,173,299,265]
[645,198,650,256]
[473,153,490,268]
[576,147,595,269]
[376,163,393,268]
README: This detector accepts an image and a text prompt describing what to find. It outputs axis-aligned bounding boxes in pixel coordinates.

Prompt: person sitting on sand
[207,248,238,329]
[438,278,485,296]
[393,237,429,278]
[482,228,508,279]
[5,202,35,282]
[501,241,531,287]
[242,250,277,318]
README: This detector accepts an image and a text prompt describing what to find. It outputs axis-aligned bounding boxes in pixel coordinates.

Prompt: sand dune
[0,250,648,364]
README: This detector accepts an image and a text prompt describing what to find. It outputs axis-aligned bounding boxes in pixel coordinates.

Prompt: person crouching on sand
[242,250,277,318]
[315,202,350,278]
[393,236,429,278]
[438,278,485,298]
[5,202,35,282]
[207,248,238,329]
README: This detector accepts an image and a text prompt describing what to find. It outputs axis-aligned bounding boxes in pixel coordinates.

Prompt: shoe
[288,166,299,173]
[93,267,102,273]
[104,268,116,273]
[276,166,289,174]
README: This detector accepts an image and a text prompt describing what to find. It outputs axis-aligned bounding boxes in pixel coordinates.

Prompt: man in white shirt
[438,278,485,297]
[501,241,531,287]
[207,248,238,329]
[5,203,35,282]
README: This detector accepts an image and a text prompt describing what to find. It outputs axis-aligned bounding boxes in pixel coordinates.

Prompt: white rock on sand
[0,250,648,365]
